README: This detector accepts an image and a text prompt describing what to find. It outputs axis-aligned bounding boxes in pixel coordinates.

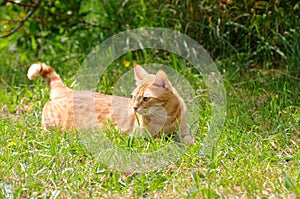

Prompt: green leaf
[31,36,37,51]
[282,172,296,191]
[254,1,269,10]
[25,182,44,189]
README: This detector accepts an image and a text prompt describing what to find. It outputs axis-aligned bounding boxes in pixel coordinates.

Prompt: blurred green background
[0,0,299,86]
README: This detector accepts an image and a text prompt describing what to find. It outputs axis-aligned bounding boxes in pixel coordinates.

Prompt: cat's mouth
[134,107,147,115]
[134,106,166,117]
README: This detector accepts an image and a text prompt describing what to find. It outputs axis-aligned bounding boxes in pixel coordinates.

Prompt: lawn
[0,55,299,198]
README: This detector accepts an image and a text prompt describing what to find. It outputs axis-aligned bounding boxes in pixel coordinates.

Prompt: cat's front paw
[182,135,194,146]
[173,134,194,146]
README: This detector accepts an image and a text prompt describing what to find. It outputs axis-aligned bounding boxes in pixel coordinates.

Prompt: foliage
[1,0,299,76]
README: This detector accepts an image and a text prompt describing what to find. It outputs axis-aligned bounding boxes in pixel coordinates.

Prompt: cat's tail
[27,62,65,90]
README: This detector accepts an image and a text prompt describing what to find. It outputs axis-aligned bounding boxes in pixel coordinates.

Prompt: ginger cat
[27,62,193,146]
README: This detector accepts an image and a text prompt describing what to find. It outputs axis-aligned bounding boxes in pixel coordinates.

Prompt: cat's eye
[143,97,150,102]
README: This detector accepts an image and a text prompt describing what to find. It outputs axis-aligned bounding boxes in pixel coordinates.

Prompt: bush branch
[5,0,35,7]
[0,0,42,38]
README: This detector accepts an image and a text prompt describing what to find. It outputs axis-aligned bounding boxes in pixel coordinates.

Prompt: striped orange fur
[27,62,193,146]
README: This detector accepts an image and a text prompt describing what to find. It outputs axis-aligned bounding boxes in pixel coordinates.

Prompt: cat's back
[43,90,134,131]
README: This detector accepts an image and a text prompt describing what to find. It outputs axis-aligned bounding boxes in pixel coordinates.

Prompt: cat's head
[131,64,174,115]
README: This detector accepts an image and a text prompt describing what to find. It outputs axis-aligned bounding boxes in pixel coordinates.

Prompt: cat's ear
[152,70,171,90]
[134,64,149,82]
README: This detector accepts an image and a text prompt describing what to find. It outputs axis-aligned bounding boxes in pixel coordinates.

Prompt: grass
[0,1,299,196]
[0,54,299,198]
